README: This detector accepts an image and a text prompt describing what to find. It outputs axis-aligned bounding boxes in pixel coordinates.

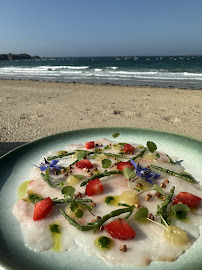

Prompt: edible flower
[36,159,61,172]
[130,159,160,184]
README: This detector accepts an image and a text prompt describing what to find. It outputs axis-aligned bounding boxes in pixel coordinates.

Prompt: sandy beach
[0,79,202,154]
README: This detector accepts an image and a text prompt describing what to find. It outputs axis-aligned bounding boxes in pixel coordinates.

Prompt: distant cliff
[0,53,41,61]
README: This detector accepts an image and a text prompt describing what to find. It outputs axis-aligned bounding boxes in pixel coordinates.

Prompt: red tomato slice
[33,197,53,221]
[123,144,135,153]
[85,141,95,149]
[76,159,93,169]
[117,162,133,171]
[85,178,104,196]
[173,192,201,208]
[105,219,136,240]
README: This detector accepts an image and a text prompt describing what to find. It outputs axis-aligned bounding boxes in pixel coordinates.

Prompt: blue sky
[1,0,202,57]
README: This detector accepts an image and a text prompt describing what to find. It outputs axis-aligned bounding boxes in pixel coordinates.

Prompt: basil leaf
[152,184,165,196]
[147,141,157,153]
[134,207,148,221]
[62,186,75,198]
[112,132,120,139]
[102,159,112,169]
[171,204,190,220]
[123,167,136,180]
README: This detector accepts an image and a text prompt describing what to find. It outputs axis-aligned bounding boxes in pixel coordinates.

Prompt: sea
[0,56,202,89]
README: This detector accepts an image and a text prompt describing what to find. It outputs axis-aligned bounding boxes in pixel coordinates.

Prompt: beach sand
[0,79,202,155]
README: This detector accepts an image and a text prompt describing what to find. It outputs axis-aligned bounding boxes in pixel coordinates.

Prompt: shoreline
[0,79,202,144]
[1,77,202,90]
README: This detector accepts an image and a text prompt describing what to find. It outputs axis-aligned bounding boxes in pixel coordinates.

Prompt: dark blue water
[0,56,202,89]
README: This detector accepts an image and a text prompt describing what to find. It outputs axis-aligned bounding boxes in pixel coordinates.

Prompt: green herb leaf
[105,196,115,204]
[98,236,111,248]
[134,207,148,221]
[156,186,175,225]
[171,204,190,220]
[62,186,75,198]
[112,132,120,139]
[152,184,165,196]
[104,145,110,150]
[102,159,112,169]
[28,193,43,204]
[75,208,83,218]
[50,224,60,233]
[123,167,136,180]
[147,141,157,153]
[156,153,160,158]
[70,202,79,212]
[92,152,98,159]
[77,150,85,161]
[81,203,93,212]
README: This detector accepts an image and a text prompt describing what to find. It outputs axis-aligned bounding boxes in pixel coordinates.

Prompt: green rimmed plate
[0,128,202,270]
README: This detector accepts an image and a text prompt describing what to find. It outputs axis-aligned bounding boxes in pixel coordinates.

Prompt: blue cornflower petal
[130,159,160,184]
[34,159,61,172]
[50,160,59,166]
[34,163,48,171]
[130,159,138,170]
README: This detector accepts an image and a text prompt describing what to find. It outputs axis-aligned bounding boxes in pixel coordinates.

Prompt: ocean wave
[0,65,202,82]
[106,66,118,70]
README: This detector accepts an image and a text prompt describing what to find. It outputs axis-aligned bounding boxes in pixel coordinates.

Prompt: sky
[0,0,202,57]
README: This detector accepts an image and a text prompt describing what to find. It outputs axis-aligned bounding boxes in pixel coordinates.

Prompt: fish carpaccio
[13,138,202,267]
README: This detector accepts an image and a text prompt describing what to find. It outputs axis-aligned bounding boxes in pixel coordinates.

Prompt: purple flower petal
[50,160,59,166]
[129,159,160,184]
[130,159,138,170]
[34,159,61,172]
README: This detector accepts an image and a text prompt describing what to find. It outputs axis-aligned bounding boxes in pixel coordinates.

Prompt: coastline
[1,77,202,90]
[0,79,202,147]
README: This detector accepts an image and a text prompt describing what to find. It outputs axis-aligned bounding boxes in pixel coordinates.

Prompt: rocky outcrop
[0,53,41,61]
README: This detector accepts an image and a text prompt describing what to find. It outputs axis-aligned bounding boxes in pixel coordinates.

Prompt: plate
[0,127,202,270]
